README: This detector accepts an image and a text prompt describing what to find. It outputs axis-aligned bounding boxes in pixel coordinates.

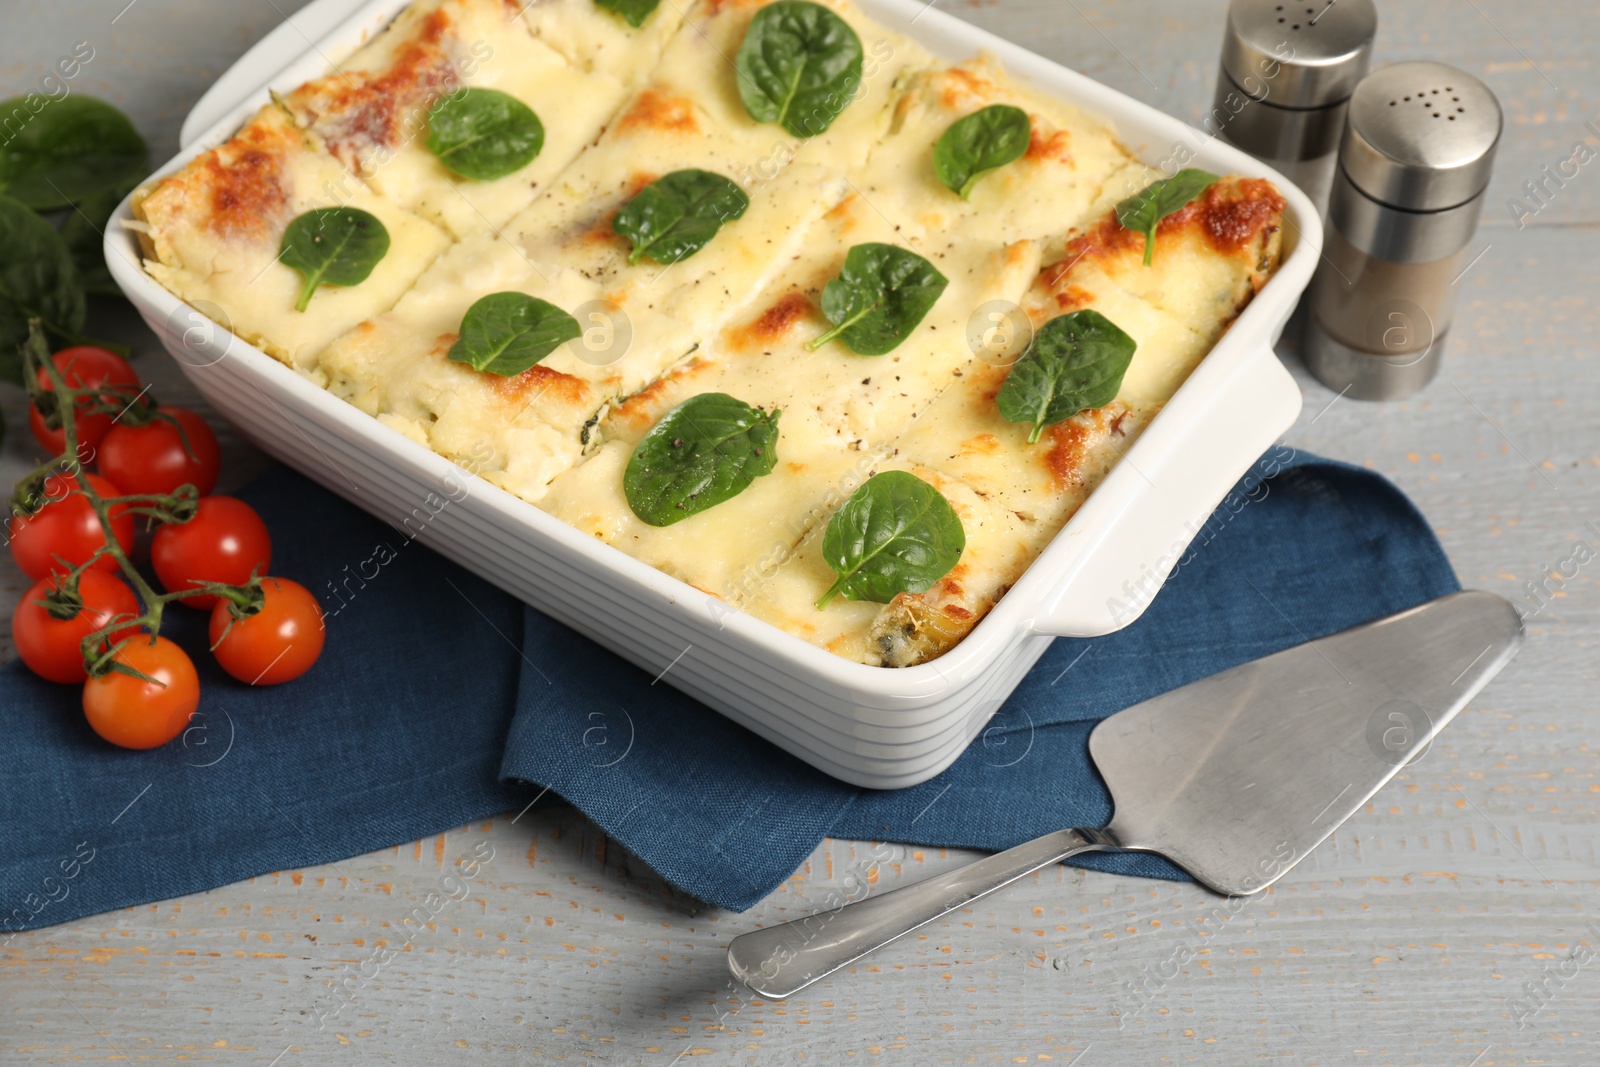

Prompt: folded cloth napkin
[0,447,1458,928]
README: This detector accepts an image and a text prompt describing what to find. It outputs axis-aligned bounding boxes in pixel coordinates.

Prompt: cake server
[728,590,1523,998]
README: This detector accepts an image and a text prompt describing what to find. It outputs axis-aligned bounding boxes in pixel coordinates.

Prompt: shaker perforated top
[1220,0,1378,108]
[1340,62,1504,211]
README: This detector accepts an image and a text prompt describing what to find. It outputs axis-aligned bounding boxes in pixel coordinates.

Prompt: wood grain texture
[2,1,1597,1063]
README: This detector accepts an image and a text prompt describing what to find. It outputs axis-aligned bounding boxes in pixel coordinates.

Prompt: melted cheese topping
[134,105,450,374]
[854,54,1133,248]
[518,0,688,85]
[317,235,695,501]
[280,0,629,238]
[138,0,1287,667]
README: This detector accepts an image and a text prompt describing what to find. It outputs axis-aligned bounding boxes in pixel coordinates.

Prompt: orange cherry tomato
[12,571,142,684]
[99,405,221,497]
[28,346,141,462]
[8,472,136,581]
[152,496,272,610]
[82,636,200,750]
[209,577,325,685]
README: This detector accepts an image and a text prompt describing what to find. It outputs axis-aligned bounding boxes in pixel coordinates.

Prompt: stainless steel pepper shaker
[1303,62,1502,400]
[1211,0,1378,211]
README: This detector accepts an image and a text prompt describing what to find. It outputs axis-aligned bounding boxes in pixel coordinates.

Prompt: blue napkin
[0,448,1458,929]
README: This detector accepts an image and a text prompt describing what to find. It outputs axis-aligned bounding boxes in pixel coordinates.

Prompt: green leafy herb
[807,243,948,355]
[735,0,863,139]
[1114,168,1219,266]
[0,96,148,211]
[62,178,137,297]
[0,194,86,380]
[427,88,545,181]
[933,104,1031,200]
[447,292,582,376]
[612,169,750,266]
[595,0,661,27]
[623,392,781,527]
[818,470,965,608]
[996,309,1137,444]
[278,207,390,312]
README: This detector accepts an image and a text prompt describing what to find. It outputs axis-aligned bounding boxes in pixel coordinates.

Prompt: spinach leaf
[279,207,390,312]
[735,0,863,139]
[0,96,148,211]
[448,292,582,376]
[0,193,86,380]
[427,88,545,182]
[1115,167,1218,266]
[612,169,749,266]
[933,104,1031,200]
[818,470,965,607]
[624,392,780,527]
[807,242,948,356]
[62,178,137,297]
[595,0,661,27]
[996,309,1136,443]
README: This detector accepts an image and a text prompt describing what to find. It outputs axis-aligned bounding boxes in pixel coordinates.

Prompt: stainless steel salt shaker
[1303,62,1502,400]
[1211,0,1378,210]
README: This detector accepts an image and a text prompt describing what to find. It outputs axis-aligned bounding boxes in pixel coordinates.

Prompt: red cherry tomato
[81,636,200,750]
[28,346,141,461]
[8,472,136,581]
[209,578,325,685]
[152,496,272,609]
[12,571,142,684]
[98,406,221,497]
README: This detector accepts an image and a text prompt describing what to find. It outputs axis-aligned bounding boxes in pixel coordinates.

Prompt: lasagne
[134,0,1286,667]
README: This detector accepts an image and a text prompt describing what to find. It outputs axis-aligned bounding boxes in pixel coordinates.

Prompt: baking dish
[107,0,1317,789]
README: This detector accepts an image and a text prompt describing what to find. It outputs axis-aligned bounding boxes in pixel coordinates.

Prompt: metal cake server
[728,590,1523,999]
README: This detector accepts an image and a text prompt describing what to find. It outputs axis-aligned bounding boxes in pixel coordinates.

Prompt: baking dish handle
[1029,346,1304,638]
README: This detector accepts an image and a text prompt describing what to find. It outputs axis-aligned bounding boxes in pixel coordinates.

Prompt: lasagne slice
[133,105,451,374]
[853,53,1135,248]
[279,0,629,239]
[316,235,695,502]
[740,462,1031,664]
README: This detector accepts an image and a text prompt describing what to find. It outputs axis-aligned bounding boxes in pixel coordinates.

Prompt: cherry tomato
[27,346,141,461]
[8,472,137,581]
[99,406,221,497]
[209,578,325,685]
[12,571,142,684]
[81,636,200,749]
[152,496,272,610]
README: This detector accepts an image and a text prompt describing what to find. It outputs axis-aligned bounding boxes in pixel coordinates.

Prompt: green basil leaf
[0,96,148,211]
[1114,167,1219,267]
[447,291,582,377]
[0,193,86,378]
[735,0,863,139]
[996,309,1136,444]
[278,207,390,312]
[595,0,661,27]
[808,242,948,356]
[612,169,750,266]
[818,470,965,607]
[933,104,1031,200]
[624,392,781,527]
[427,87,545,182]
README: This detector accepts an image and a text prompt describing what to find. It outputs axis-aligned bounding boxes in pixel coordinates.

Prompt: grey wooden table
[2,1,1597,1063]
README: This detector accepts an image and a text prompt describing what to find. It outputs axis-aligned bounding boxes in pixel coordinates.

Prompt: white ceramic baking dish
[107,0,1317,789]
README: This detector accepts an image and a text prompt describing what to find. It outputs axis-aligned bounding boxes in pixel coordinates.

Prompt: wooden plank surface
[2,1,1597,1063]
